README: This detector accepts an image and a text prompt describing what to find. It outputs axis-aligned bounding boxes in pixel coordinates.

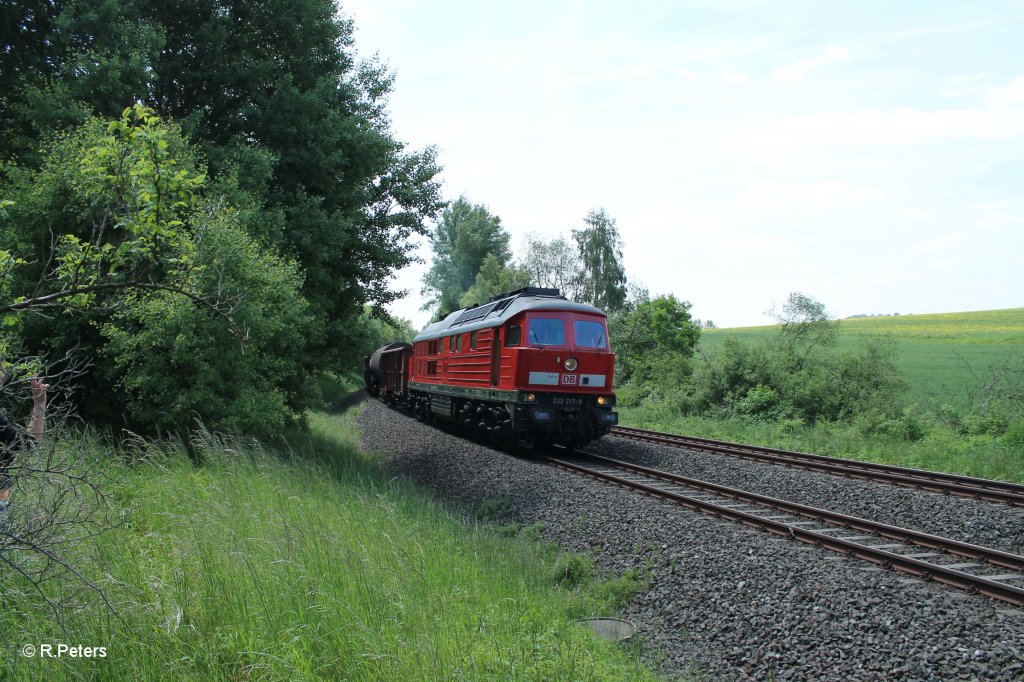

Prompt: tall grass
[1,409,655,680]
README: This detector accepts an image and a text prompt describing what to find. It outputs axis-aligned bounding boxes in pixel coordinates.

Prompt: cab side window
[470,331,478,350]
[506,325,522,347]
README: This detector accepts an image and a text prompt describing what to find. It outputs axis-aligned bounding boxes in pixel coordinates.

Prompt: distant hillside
[699,308,1024,410]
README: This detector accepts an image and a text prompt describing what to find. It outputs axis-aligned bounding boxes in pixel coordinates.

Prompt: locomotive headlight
[564,357,578,371]
[597,395,609,406]
[524,393,537,402]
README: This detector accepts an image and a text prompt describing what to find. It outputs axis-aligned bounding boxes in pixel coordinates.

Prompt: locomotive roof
[414,292,605,342]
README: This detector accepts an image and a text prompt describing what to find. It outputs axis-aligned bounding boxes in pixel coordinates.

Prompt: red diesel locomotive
[365,287,618,446]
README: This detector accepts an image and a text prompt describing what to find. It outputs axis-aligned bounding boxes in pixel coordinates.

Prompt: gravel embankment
[359,400,1024,681]
[589,436,1024,557]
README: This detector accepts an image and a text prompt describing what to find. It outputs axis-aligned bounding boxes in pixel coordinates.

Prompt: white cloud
[988,76,1024,105]
[941,74,1024,104]
[730,106,1024,150]
[938,73,991,98]
[881,17,1024,42]
[739,180,882,211]
[970,200,1024,227]
[771,45,851,84]
[899,208,930,221]
[911,231,967,252]
[721,70,750,85]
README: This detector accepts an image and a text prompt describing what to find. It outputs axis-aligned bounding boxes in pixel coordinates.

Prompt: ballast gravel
[359,400,1024,681]
[589,435,1024,557]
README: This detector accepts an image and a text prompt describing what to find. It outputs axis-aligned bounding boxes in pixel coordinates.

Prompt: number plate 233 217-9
[552,396,583,406]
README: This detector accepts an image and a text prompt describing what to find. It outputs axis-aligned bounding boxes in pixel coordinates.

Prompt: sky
[343,0,1024,330]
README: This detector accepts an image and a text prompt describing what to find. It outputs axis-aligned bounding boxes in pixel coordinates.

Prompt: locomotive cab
[504,310,618,445]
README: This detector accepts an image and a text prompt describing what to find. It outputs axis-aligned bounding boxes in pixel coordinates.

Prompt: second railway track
[610,425,1024,506]
[544,449,1024,607]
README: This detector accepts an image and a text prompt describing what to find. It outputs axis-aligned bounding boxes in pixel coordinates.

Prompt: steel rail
[544,450,1024,606]
[610,426,1024,506]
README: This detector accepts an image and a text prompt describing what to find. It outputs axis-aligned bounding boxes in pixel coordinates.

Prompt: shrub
[592,568,647,609]
[1004,419,1024,447]
[736,384,781,419]
[962,409,1011,437]
[103,217,315,440]
[551,553,594,587]
[856,407,926,441]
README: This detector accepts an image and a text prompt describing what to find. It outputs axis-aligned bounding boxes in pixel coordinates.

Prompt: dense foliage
[3,107,314,437]
[421,197,512,317]
[616,293,912,434]
[1,0,442,435]
[609,293,702,387]
[572,209,627,312]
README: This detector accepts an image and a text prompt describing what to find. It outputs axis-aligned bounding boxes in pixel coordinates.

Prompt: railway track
[610,426,1024,506]
[544,449,1024,607]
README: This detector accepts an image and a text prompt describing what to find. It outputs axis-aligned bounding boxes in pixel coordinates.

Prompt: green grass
[619,404,1024,483]
[701,308,1024,411]
[1,407,657,681]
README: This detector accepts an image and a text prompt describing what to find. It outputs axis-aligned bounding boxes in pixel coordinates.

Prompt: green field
[700,308,1024,411]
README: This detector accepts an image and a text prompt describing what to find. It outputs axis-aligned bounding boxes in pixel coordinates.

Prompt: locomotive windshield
[574,320,607,349]
[528,318,565,346]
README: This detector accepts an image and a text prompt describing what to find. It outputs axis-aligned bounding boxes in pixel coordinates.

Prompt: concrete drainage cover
[576,617,636,642]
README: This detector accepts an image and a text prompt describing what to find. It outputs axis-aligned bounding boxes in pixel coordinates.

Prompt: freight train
[364,287,618,447]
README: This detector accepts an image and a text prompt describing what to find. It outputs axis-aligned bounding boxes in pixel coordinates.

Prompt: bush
[962,409,1011,437]
[1004,419,1024,447]
[103,217,315,440]
[856,407,926,441]
[735,384,781,419]
[551,553,594,587]
[682,334,906,425]
[592,569,647,609]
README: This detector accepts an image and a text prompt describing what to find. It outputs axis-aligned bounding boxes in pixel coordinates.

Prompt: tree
[572,208,627,312]
[102,217,313,440]
[769,292,840,361]
[0,0,444,367]
[521,234,583,299]
[3,106,314,435]
[421,197,511,317]
[459,254,531,308]
[2,105,213,327]
[610,293,701,385]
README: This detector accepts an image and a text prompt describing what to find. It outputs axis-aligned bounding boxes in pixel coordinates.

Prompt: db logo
[561,374,577,385]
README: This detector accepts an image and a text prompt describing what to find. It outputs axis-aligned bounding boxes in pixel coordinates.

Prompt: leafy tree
[422,197,511,317]
[2,105,212,330]
[2,106,314,434]
[102,216,313,440]
[459,254,530,308]
[0,0,444,367]
[572,208,626,312]
[352,307,416,351]
[769,291,840,360]
[610,293,701,385]
[521,234,583,299]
